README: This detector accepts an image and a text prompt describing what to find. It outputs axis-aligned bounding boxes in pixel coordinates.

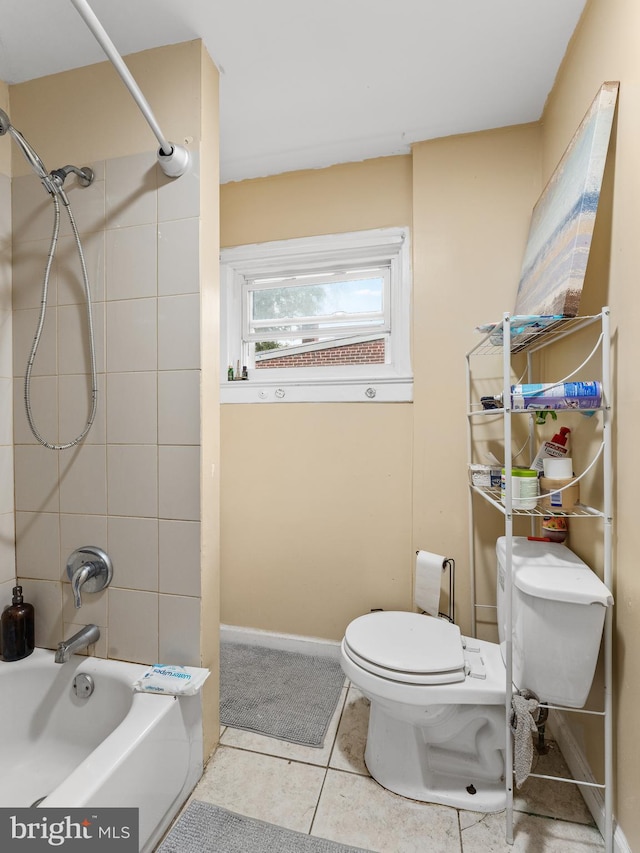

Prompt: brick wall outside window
[256,339,385,369]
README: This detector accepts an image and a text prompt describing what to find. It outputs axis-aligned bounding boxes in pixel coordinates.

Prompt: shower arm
[69,0,190,178]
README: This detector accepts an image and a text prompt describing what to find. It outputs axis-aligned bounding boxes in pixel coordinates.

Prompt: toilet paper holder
[416,551,455,623]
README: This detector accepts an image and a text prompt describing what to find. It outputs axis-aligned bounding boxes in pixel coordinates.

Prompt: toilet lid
[343,612,466,684]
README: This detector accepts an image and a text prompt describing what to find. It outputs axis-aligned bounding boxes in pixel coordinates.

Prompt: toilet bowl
[340,537,613,812]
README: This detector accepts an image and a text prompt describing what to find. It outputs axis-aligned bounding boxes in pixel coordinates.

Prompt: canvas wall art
[513,81,619,318]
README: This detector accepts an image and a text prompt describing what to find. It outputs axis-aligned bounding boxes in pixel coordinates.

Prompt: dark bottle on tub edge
[1,585,35,661]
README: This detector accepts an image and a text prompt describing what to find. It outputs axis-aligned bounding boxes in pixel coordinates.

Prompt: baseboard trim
[550,710,630,853]
[220,624,341,660]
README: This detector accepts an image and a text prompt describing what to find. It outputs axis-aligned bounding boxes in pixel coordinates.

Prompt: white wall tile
[62,584,108,626]
[58,373,106,445]
[106,298,157,373]
[57,230,105,304]
[12,238,58,310]
[159,520,200,597]
[0,310,11,376]
[14,445,59,513]
[0,513,15,584]
[0,579,15,612]
[106,224,157,301]
[13,306,57,377]
[106,372,157,444]
[159,446,200,521]
[0,447,13,515]
[158,218,199,296]
[15,511,60,580]
[59,444,107,516]
[158,294,200,370]
[159,593,200,666]
[0,378,12,444]
[107,515,158,592]
[106,152,158,229]
[17,577,62,650]
[12,174,55,243]
[13,376,58,445]
[59,514,108,578]
[58,301,105,375]
[58,177,106,238]
[0,174,10,239]
[158,370,200,445]
[108,587,158,664]
[157,150,200,222]
[107,445,158,518]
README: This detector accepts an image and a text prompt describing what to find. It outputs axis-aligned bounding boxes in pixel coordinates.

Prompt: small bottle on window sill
[242,366,248,380]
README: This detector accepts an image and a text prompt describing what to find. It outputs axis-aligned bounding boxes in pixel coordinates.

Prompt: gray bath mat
[158,802,372,853]
[220,642,345,747]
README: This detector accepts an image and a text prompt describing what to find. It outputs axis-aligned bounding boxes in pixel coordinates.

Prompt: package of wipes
[133,664,210,696]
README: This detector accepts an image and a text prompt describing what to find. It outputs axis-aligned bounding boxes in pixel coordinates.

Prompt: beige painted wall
[220,135,541,640]
[198,43,221,759]
[411,125,542,636]
[220,157,414,638]
[539,0,640,844]
[6,41,220,756]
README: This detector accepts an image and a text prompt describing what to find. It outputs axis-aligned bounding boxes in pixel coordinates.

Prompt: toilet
[340,537,613,812]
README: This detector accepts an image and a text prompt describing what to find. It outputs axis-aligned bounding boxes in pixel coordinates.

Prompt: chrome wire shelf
[470,485,604,518]
[470,313,602,357]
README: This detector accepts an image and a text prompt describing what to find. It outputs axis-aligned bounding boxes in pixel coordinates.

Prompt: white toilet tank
[496,537,613,707]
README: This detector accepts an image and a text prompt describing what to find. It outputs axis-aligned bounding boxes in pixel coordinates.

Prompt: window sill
[220,378,413,404]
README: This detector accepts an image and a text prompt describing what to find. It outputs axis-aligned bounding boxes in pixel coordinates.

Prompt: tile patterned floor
[168,683,605,852]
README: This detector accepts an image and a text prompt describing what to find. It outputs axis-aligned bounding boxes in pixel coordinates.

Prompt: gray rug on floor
[220,642,345,747]
[158,802,372,853]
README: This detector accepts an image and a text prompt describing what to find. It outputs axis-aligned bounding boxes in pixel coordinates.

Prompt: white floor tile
[329,685,370,776]
[514,741,593,824]
[312,768,462,853]
[192,745,325,833]
[460,810,604,852]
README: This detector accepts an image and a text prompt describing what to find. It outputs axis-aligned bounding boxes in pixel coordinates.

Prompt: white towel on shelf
[510,692,540,788]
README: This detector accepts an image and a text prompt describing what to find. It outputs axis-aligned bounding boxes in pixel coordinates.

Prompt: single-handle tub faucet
[67,546,113,609]
[55,624,100,663]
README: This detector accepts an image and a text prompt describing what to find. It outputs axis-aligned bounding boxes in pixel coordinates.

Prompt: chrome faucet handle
[66,546,113,609]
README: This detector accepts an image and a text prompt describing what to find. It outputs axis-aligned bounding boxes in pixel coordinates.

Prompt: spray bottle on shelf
[529,426,571,474]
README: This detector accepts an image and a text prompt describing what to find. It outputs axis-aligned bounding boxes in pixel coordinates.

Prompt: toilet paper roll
[415,550,445,617]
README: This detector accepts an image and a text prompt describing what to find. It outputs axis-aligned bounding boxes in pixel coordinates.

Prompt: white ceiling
[0,0,587,183]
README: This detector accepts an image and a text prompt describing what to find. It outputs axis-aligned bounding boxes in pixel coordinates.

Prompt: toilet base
[364,700,507,813]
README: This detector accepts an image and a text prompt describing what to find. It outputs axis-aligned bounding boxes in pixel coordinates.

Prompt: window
[220,227,412,403]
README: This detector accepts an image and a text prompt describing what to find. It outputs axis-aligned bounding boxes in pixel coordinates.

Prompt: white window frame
[220,227,413,403]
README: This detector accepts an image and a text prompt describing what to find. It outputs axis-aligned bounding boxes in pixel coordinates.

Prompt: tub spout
[55,624,100,663]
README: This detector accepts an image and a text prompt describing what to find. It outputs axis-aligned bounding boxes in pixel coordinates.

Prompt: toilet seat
[343,611,467,685]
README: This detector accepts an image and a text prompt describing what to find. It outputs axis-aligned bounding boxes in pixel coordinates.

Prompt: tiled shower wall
[0,171,15,608]
[11,149,202,666]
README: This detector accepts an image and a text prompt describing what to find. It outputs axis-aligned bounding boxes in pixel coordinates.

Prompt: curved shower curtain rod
[70,0,190,178]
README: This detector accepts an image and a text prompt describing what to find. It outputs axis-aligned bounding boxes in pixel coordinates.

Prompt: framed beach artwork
[513,81,619,319]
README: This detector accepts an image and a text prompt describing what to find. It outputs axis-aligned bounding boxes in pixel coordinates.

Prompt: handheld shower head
[0,108,49,182]
[0,109,11,136]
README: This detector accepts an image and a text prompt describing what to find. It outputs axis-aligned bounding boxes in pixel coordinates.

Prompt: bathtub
[0,648,203,852]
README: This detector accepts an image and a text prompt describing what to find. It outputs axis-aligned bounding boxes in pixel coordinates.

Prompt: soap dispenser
[1,585,35,661]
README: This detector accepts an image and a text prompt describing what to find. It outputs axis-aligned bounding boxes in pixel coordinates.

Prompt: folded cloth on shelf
[133,664,210,696]
[510,692,540,788]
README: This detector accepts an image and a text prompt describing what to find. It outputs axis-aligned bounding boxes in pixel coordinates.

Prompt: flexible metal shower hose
[23,193,98,450]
